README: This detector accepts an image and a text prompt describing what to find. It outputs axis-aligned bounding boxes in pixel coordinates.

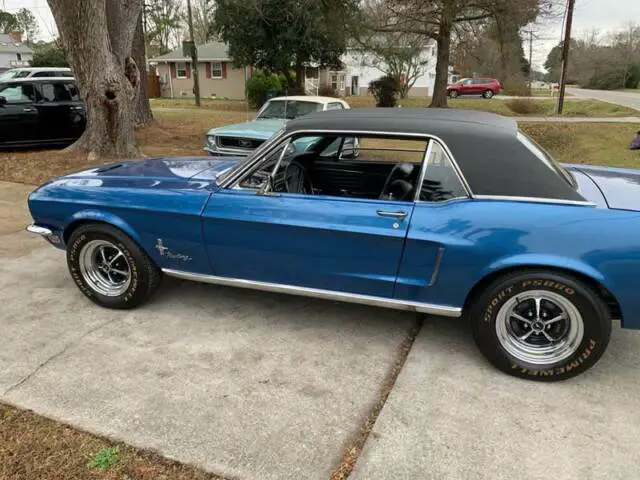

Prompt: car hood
[206,118,287,139]
[569,164,640,211]
[62,157,242,183]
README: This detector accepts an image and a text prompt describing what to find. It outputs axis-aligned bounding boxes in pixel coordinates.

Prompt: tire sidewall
[67,227,145,308]
[448,90,459,98]
[483,90,494,98]
[472,272,610,380]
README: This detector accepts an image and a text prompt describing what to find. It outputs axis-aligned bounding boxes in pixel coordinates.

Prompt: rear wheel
[482,89,494,99]
[448,90,459,98]
[67,224,162,309]
[469,270,611,381]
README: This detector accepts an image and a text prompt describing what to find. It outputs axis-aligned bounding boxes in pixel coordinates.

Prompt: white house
[0,32,33,73]
[305,39,455,97]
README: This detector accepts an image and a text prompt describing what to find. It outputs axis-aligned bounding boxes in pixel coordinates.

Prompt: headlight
[206,135,217,148]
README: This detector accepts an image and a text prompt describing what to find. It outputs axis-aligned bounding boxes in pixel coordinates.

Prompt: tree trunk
[47,0,143,160]
[133,12,153,127]
[430,17,452,108]
[295,58,305,93]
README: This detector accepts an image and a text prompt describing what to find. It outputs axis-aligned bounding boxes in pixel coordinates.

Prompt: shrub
[246,70,284,109]
[501,77,531,97]
[505,98,546,115]
[318,85,337,97]
[368,75,399,107]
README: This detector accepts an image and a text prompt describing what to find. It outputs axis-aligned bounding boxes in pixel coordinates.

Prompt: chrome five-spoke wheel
[79,239,131,297]
[495,290,584,365]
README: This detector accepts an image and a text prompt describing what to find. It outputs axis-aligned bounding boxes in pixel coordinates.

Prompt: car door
[0,82,39,145]
[459,78,473,94]
[37,80,75,141]
[200,133,425,298]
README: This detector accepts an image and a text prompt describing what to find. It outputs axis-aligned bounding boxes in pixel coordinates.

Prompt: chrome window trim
[163,268,462,317]
[474,195,597,207]
[221,129,473,194]
[413,140,433,202]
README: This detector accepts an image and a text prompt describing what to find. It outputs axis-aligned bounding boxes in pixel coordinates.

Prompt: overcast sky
[3,0,639,71]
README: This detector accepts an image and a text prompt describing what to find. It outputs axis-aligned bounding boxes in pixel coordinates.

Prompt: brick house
[150,42,250,99]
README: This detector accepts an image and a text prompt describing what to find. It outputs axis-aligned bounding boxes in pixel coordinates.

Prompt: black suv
[0,77,85,147]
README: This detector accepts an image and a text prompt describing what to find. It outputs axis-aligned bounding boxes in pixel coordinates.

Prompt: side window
[239,134,427,201]
[41,82,73,102]
[326,102,344,110]
[33,72,52,77]
[0,83,38,103]
[419,141,468,202]
[67,83,81,101]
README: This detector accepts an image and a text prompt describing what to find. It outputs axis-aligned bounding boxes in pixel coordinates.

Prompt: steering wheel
[284,161,313,194]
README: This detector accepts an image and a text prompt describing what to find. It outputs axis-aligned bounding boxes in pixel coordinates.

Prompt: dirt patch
[0,402,228,480]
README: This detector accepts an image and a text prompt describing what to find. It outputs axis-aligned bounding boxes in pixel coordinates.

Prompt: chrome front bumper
[26,224,61,244]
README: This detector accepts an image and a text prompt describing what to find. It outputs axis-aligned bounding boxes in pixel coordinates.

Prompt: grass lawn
[151,95,637,117]
[0,109,638,186]
[0,403,222,480]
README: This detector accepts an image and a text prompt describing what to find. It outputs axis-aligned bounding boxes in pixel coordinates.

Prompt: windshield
[216,128,287,184]
[257,100,323,120]
[517,131,576,188]
[0,69,29,81]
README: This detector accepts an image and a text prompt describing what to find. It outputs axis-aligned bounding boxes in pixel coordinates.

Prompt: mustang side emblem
[155,239,192,262]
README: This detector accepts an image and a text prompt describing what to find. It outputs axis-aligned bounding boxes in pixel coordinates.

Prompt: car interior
[239,134,466,203]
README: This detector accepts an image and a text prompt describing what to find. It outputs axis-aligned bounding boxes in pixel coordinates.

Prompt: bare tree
[191,0,216,44]
[47,0,144,159]
[369,0,551,107]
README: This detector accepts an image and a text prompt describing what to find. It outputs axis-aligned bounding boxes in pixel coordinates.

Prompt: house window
[176,62,187,79]
[211,62,223,78]
[330,73,345,92]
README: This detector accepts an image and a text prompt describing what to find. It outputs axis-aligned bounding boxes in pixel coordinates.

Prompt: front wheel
[67,223,162,309]
[448,90,459,98]
[470,270,611,381]
[482,89,494,99]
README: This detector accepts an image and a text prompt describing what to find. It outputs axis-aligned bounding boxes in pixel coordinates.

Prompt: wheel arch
[62,210,143,248]
[464,262,622,325]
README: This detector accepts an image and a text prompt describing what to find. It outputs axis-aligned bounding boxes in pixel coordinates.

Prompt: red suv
[447,78,502,99]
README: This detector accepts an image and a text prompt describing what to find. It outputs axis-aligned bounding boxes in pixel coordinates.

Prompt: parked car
[447,78,502,98]
[0,77,85,148]
[27,108,640,381]
[204,95,350,156]
[0,67,73,80]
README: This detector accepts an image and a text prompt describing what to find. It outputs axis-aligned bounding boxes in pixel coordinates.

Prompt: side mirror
[0,96,6,107]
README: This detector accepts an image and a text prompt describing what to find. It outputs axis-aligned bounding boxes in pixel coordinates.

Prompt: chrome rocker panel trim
[163,269,462,317]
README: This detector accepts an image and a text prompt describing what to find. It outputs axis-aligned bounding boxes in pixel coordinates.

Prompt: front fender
[63,209,143,248]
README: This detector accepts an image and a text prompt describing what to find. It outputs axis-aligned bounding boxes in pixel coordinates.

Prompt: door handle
[69,106,84,111]
[23,107,37,113]
[376,210,408,220]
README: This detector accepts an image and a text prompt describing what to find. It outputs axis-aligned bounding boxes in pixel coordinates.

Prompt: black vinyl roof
[286,108,585,201]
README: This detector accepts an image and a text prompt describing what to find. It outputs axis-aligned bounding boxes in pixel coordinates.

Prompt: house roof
[0,34,33,54]
[150,41,230,62]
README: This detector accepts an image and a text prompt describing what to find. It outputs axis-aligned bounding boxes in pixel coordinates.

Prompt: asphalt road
[567,87,640,111]
[3,181,640,480]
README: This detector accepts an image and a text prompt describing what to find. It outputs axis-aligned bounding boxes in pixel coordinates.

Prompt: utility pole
[556,0,576,114]
[186,0,201,107]
[525,29,534,95]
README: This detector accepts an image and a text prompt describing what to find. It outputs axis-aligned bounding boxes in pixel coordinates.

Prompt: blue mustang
[27,108,640,381]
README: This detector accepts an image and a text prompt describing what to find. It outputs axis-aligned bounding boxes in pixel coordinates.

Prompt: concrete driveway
[2,181,640,480]
[568,87,640,111]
